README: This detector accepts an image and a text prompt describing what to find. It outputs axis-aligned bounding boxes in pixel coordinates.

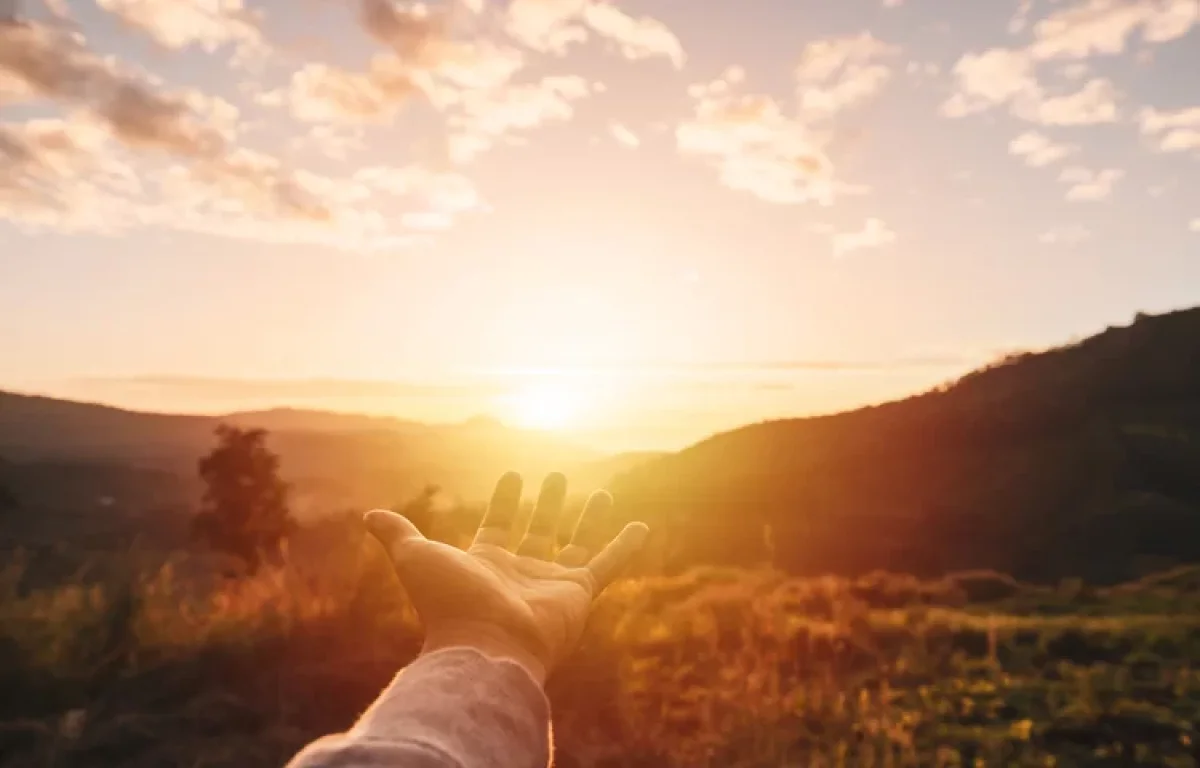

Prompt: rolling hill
[0,393,629,553]
[612,307,1200,583]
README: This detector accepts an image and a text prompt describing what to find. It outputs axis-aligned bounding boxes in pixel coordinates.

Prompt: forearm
[286,647,552,768]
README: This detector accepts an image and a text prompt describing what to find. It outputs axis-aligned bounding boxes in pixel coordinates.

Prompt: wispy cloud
[832,217,897,257]
[943,0,1197,126]
[80,353,984,403]
[795,32,899,117]
[1027,0,1199,60]
[676,67,835,205]
[95,0,263,55]
[1140,105,1200,154]
[0,0,682,244]
[609,121,640,148]
[1009,130,1079,167]
[1059,166,1123,201]
[1039,223,1093,245]
[75,376,512,401]
[506,0,684,67]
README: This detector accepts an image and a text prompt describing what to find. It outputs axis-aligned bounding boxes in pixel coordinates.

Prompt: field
[4,530,1200,768]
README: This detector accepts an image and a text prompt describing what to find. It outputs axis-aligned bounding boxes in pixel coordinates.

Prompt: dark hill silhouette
[612,307,1200,584]
[0,393,604,524]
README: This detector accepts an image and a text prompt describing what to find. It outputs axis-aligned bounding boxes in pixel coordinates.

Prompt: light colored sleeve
[286,648,552,768]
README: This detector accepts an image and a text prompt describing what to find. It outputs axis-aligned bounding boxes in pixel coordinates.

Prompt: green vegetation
[614,307,1200,583]
[4,549,1200,767]
[194,425,294,573]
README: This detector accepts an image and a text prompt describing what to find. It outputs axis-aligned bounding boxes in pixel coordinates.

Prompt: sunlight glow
[505,380,588,431]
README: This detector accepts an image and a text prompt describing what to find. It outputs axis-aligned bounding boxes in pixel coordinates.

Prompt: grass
[3,540,1200,767]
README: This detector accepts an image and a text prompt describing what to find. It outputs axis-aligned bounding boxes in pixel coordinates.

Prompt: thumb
[364,509,425,562]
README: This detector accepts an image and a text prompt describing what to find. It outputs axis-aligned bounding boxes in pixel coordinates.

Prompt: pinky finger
[586,522,649,592]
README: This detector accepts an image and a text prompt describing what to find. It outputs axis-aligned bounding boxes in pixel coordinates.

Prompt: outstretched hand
[364,472,649,683]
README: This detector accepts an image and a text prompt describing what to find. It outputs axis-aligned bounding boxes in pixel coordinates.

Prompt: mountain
[611,307,1200,584]
[0,392,604,530]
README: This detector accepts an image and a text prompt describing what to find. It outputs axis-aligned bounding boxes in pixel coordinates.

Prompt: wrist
[421,621,547,685]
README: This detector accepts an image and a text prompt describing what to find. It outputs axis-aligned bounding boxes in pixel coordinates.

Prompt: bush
[943,570,1024,603]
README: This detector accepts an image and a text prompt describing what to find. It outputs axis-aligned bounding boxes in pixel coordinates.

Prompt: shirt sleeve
[285,647,552,768]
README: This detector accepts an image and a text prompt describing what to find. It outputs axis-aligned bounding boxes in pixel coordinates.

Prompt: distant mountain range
[612,307,1200,584]
[0,393,661,540]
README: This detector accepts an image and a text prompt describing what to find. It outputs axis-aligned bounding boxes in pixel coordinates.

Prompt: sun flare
[506,381,586,431]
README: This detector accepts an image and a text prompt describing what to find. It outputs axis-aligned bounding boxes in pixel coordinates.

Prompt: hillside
[612,307,1200,583]
[0,393,606,547]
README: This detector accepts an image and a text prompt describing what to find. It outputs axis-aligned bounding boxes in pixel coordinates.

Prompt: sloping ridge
[612,307,1200,583]
[0,392,602,513]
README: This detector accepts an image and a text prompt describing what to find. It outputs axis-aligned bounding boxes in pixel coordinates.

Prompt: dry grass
[3,543,1200,767]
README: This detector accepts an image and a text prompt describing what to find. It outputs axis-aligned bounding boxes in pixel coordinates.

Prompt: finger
[516,472,566,559]
[473,471,523,549]
[364,509,425,563]
[586,522,649,591]
[556,490,613,567]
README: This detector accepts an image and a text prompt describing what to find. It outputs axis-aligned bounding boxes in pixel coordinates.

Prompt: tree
[0,458,16,512]
[392,484,441,538]
[194,425,293,573]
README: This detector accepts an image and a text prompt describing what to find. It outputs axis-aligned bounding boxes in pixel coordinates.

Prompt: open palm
[365,472,648,681]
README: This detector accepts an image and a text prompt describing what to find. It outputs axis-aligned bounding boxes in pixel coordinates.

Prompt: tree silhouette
[0,458,15,512]
[194,425,293,573]
[392,484,441,538]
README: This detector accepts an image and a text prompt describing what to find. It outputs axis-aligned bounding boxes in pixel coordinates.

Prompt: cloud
[505,0,589,53]
[281,1,523,123]
[75,376,512,402]
[832,218,896,257]
[1009,130,1078,166]
[677,70,835,205]
[0,22,234,156]
[1010,0,1036,33]
[795,32,899,117]
[1038,223,1093,246]
[282,60,416,123]
[505,0,684,67]
[1028,0,1200,60]
[0,116,386,245]
[943,47,1119,125]
[447,75,590,163]
[609,121,640,148]
[1017,77,1119,125]
[942,0,1199,124]
[1140,105,1200,153]
[1189,217,1200,232]
[581,2,685,68]
[355,165,482,222]
[289,0,579,162]
[94,0,262,55]
[0,20,481,248]
[360,1,525,92]
[0,116,142,232]
[1059,166,1123,201]
[940,47,1040,117]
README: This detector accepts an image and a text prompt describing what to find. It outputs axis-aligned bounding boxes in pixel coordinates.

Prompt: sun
[506,381,586,431]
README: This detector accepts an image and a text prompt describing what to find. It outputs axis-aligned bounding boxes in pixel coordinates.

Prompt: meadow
[3,527,1200,768]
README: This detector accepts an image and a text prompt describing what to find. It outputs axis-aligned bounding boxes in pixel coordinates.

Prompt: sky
[1,0,1199,451]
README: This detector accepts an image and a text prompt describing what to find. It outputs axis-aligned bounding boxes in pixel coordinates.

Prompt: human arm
[286,472,648,768]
